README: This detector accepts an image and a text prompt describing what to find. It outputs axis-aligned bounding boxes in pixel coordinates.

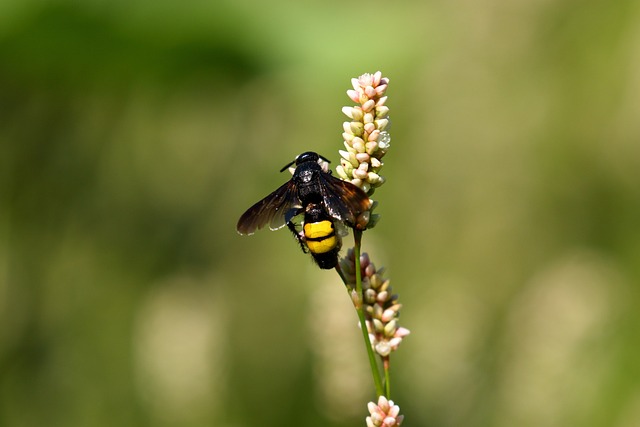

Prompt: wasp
[236,151,371,269]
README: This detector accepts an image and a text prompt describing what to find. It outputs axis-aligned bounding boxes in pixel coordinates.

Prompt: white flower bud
[341,106,354,118]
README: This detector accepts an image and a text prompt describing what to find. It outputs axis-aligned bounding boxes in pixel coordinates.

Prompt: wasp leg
[285,207,307,253]
[287,220,308,253]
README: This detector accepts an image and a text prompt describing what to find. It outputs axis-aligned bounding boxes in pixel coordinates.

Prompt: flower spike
[337,72,391,196]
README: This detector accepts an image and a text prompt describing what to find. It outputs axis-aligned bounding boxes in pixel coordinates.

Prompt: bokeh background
[1,0,640,426]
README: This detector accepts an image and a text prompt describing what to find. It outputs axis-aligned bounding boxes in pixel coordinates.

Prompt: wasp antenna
[279,159,297,173]
[318,154,331,164]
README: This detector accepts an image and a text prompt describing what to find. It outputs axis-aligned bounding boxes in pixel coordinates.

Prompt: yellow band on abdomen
[304,220,337,254]
[306,235,338,254]
[304,221,334,239]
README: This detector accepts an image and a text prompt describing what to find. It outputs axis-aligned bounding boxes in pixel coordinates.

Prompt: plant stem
[383,356,391,398]
[353,229,385,397]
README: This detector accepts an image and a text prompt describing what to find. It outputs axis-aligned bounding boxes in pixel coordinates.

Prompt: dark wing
[237,181,301,235]
[318,173,372,227]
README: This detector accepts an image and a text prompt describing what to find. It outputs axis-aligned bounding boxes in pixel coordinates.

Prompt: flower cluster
[366,396,404,427]
[337,71,391,196]
[339,249,410,357]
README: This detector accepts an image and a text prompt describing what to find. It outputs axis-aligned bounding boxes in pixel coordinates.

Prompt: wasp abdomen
[304,221,338,254]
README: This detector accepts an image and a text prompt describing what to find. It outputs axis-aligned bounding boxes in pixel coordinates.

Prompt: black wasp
[236,151,371,269]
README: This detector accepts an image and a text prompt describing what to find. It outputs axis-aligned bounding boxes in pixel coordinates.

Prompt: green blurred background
[1,0,640,426]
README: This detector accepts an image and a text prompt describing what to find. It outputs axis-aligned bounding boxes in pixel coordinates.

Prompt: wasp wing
[237,181,301,235]
[318,173,372,227]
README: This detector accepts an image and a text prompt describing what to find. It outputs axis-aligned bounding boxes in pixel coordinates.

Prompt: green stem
[383,356,391,398]
[353,229,385,397]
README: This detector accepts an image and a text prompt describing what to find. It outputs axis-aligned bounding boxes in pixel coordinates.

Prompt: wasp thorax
[299,170,314,183]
